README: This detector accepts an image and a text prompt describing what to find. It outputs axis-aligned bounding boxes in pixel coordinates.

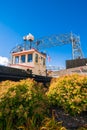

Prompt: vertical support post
[23,36,27,50]
[70,32,74,59]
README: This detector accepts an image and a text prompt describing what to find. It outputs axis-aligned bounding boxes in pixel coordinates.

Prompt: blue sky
[0,0,87,67]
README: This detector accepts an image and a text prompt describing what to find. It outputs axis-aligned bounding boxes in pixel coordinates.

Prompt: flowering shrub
[47,74,87,115]
[0,79,48,129]
[40,117,66,130]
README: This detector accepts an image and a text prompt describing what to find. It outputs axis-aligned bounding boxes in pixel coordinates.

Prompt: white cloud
[0,56,9,66]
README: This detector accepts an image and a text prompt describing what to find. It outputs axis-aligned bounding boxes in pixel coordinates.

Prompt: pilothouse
[10,33,47,76]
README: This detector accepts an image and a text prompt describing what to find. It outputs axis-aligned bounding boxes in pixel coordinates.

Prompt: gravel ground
[50,107,87,130]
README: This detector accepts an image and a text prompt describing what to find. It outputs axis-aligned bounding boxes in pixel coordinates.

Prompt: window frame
[43,58,45,66]
[15,56,19,64]
[27,54,33,62]
[35,53,38,63]
[21,55,26,63]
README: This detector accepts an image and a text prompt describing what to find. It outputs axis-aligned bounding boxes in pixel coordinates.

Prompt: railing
[0,65,52,83]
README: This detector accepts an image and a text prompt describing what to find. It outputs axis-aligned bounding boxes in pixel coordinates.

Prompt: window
[21,55,25,63]
[11,56,14,64]
[35,54,38,63]
[28,54,33,62]
[43,58,45,65]
[40,56,45,66]
[15,56,19,64]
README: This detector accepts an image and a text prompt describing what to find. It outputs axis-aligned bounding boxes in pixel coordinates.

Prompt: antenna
[26,33,34,49]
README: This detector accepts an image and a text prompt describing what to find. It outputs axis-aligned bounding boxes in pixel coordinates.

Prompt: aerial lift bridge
[11,32,83,60]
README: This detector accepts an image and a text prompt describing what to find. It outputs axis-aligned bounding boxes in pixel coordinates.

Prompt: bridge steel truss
[11,32,83,60]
